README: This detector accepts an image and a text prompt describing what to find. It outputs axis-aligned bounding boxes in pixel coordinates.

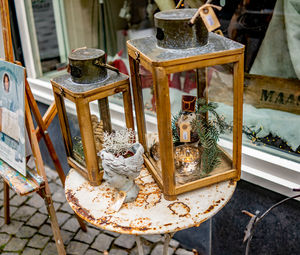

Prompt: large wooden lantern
[127,9,245,200]
[51,48,134,186]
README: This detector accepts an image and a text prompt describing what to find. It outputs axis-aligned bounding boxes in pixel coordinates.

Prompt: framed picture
[0,60,26,175]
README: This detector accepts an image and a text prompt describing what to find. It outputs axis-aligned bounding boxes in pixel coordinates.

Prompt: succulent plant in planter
[100,129,144,205]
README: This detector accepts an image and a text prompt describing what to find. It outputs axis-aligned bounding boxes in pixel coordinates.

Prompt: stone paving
[0,167,196,255]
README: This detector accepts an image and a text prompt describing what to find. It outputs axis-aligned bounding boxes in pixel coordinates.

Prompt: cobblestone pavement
[0,167,196,255]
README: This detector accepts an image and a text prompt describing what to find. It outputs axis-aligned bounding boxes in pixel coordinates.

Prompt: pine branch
[172,111,182,143]
[195,99,224,173]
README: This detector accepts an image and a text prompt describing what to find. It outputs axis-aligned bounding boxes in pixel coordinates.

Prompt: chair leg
[40,188,66,255]
[4,181,10,224]
[75,214,87,232]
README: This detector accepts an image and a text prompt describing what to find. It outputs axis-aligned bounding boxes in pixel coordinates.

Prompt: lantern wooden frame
[127,33,245,200]
[51,71,134,186]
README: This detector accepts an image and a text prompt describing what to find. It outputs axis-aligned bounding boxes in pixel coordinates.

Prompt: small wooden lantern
[127,9,244,200]
[51,48,134,186]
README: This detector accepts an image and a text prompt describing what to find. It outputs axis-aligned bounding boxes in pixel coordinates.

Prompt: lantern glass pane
[164,65,235,186]
[88,94,129,162]
[87,100,104,168]
[139,66,157,118]
[138,67,158,139]
[138,65,161,175]
[107,93,130,131]
[169,70,200,185]
[63,98,86,167]
[207,64,234,145]
[207,64,234,169]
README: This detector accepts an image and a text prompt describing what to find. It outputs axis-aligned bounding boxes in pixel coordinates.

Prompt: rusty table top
[65,167,236,235]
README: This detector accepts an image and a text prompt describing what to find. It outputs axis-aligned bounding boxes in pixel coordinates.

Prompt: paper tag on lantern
[180,122,192,143]
[199,6,221,32]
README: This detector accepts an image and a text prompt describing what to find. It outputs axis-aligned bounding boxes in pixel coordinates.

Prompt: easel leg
[41,137,86,232]
[3,181,10,224]
[26,83,86,232]
[135,235,144,255]
[39,188,66,255]
[50,162,86,232]
[163,233,174,255]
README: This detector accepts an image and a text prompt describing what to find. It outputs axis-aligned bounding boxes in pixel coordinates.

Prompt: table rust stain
[203,199,223,214]
[228,179,235,187]
[66,189,95,222]
[96,216,112,225]
[134,181,162,209]
[167,202,191,217]
[203,205,215,214]
[106,221,151,233]
[144,192,162,209]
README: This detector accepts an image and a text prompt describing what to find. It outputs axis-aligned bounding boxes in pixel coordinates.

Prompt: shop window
[24,0,68,75]
[18,0,300,164]
[222,0,300,163]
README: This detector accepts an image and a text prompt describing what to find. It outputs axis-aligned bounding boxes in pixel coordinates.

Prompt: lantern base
[163,193,177,201]
[89,179,102,186]
[67,157,103,186]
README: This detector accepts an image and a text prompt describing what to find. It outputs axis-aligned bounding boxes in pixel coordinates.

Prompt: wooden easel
[0,1,86,254]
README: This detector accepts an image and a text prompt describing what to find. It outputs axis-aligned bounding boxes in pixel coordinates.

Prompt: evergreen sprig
[171,111,182,143]
[194,98,227,173]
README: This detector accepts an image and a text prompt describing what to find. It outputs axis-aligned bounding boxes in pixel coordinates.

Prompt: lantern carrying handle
[94,60,120,74]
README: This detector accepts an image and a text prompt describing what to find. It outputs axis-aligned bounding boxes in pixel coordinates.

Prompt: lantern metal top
[127,33,244,66]
[52,69,128,94]
[154,8,196,20]
[69,48,105,61]
[154,8,208,49]
[68,48,108,84]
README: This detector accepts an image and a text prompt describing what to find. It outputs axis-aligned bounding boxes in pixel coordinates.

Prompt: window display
[18,0,300,170]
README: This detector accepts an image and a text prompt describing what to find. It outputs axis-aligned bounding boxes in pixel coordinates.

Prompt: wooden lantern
[127,11,244,200]
[51,48,134,186]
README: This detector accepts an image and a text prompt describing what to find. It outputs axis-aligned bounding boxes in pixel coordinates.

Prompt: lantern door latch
[135,52,140,63]
[59,87,65,97]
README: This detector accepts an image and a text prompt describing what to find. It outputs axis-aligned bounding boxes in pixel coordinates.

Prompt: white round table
[65,167,236,254]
